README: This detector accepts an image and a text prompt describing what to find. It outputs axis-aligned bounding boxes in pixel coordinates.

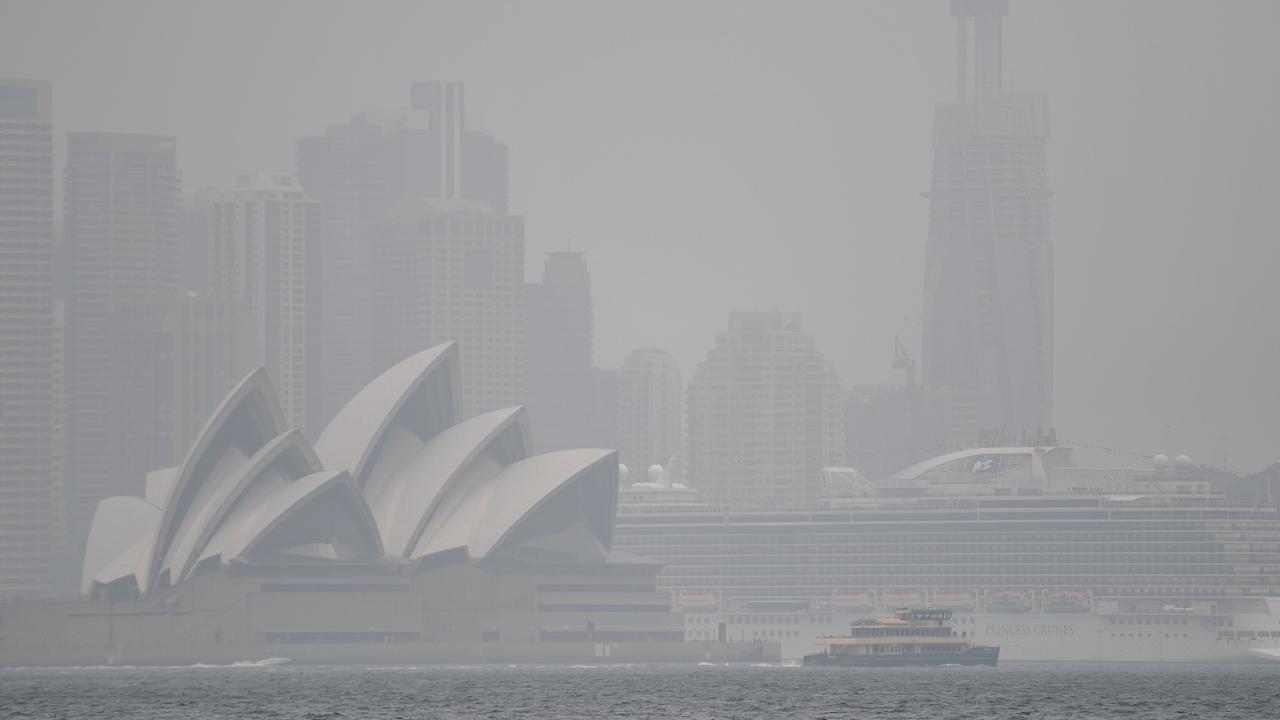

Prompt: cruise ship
[614,447,1280,662]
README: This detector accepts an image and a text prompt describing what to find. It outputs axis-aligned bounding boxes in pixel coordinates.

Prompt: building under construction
[922,0,1053,445]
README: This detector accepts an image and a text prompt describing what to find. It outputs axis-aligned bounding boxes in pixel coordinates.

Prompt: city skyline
[10,7,1280,706]
[2,2,1275,471]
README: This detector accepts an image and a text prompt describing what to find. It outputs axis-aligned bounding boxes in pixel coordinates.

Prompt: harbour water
[3,662,1278,719]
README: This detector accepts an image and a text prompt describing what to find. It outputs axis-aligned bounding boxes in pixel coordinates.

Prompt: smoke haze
[1,0,1276,470]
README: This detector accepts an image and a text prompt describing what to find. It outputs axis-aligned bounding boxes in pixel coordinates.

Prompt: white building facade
[377,199,524,419]
[211,173,322,432]
[687,311,845,508]
[617,348,683,482]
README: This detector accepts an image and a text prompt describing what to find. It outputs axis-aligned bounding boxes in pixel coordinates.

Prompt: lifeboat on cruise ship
[831,593,875,611]
[988,591,1032,613]
[880,591,924,607]
[1044,591,1090,613]
[675,593,719,612]
[931,592,975,611]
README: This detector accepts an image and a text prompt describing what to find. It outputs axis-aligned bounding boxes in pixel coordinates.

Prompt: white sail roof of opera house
[82,342,622,598]
[81,496,160,595]
[144,368,287,592]
[442,448,616,561]
[314,342,461,492]
[193,469,382,567]
[365,406,531,557]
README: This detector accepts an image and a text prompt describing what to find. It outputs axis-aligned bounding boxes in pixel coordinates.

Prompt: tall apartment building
[64,132,181,538]
[407,81,510,214]
[687,311,845,508]
[617,348,683,482]
[525,251,595,451]
[296,81,509,423]
[296,117,389,424]
[0,79,54,597]
[378,199,524,418]
[210,173,322,432]
[922,0,1053,440]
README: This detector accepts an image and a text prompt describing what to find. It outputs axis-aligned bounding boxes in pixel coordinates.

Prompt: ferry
[803,608,999,667]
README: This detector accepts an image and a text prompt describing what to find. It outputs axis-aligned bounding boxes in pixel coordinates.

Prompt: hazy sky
[2,0,1277,472]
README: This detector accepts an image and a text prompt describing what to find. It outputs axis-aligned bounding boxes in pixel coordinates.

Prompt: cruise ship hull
[962,607,1280,663]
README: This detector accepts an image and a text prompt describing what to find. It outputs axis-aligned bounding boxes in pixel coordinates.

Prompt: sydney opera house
[0,343,762,666]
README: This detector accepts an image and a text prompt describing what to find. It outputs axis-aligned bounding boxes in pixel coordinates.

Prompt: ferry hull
[803,646,999,667]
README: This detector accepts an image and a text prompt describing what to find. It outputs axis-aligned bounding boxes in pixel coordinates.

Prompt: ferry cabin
[815,609,969,658]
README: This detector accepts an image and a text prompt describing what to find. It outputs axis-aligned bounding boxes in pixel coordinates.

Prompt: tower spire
[952,0,1009,101]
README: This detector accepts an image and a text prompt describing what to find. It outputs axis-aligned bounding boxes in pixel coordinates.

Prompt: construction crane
[892,335,916,387]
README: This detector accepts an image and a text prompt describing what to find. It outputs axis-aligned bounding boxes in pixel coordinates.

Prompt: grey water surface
[4,663,1278,719]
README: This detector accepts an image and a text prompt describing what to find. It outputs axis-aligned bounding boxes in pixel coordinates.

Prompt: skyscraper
[377,199,525,418]
[408,80,510,213]
[922,0,1052,443]
[525,251,595,451]
[408,81,465,200]
[296,116,390,424]
[687,311,845,508]
[0,79,54,597]
[462,130,509,214]
[64,132,181,537]
[296,82,510,423]
[617,348,683,482]
[210,173,322,432]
